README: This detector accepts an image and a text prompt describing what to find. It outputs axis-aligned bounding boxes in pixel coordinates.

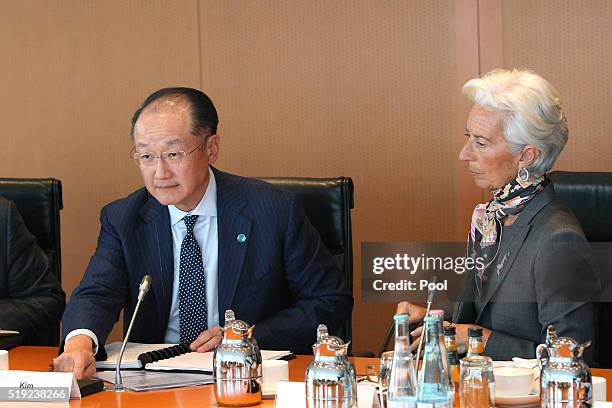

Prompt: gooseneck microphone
[114,275,152,392]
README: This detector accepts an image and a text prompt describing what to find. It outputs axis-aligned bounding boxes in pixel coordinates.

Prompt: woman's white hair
[463,69,568,177]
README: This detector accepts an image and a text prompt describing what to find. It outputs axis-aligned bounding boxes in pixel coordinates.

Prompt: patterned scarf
[467,174,548,289]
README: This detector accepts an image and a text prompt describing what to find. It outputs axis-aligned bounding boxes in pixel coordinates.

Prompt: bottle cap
[393,313,409,321]
[443,326,456,336]
[429,309,444,319]
[468,327,483,337]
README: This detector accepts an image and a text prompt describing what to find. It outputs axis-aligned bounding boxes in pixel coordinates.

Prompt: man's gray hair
[463,69,568,177]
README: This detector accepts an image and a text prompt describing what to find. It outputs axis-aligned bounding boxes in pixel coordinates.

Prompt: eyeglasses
[132,143,203,167]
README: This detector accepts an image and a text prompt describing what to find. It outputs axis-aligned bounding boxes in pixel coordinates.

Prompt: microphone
[415,276,438,374]
[426,275,438,305]
[138,275,152,301]
[114,275,152,392]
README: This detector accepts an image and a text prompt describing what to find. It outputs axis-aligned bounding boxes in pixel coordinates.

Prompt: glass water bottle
[387,313,418,408]
[416,316,452,407]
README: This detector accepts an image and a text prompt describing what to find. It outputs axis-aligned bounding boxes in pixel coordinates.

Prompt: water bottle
[417,316,452,407]
[387,313,418,408]
[427,310,454,403]
[443,326,460,385]
[466,327,484,357]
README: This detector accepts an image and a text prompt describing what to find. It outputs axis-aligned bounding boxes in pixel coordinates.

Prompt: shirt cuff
[65,329,99,355]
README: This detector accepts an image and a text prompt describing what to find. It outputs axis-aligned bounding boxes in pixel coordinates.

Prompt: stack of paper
[96,342,174,369]
[94,370,213,391]
[146,349,292,372]
[96,342,291,373]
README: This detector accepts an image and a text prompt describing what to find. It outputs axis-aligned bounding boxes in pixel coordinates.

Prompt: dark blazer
[0,197,65,345]
[61,168,353,357]
[453,184,600,364]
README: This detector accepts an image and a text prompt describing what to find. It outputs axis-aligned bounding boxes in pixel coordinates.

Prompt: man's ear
[206,134,220,164]
[519,144,540,168]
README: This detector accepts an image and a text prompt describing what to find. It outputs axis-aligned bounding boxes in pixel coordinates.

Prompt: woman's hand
[407,320,492,353]
[448,323,492,352]
[396,302,427,326]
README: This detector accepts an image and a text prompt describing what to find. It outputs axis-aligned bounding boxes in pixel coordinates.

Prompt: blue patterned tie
[179,215,208,343]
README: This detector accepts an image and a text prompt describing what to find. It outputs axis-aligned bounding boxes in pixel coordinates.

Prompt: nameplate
[0,371,80,402]
[275,381,376,408]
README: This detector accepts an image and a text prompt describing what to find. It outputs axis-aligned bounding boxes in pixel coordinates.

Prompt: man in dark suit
[54,87,352,378]
[0,196,65,345]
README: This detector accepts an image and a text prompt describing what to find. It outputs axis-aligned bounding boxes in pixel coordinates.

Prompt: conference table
[7,346,612,407]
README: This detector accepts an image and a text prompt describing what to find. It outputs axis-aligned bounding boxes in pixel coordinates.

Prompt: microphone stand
[378,323,395,357]
[415,276,438,376]
[114,275,152,392]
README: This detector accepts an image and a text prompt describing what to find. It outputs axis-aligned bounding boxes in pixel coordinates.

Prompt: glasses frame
[131,142,204,167]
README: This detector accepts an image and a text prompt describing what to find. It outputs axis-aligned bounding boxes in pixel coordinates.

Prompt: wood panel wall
[0,0,609,353]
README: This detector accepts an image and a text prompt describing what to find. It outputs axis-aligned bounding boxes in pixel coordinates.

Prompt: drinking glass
[460,355,495,408]
[379,351,394,389]
[366,351,394,408]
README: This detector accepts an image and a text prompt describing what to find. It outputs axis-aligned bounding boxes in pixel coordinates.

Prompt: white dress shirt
[164,170,219,343]
[65,170,219,352]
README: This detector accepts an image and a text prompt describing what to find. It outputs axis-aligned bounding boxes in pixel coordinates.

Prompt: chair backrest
[549,171,612,242]
[549,171,612,367]
[256,176,354,343]
[0,178,63,282]
[0,178,63,345]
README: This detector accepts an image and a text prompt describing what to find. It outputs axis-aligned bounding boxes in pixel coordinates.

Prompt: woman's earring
[518,167,530,182]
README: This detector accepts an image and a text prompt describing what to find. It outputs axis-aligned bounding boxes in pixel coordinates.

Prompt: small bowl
[494,366,534,397]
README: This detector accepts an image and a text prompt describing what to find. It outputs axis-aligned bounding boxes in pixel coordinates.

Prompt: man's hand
[190,326,223,352]
[52,335,96,380]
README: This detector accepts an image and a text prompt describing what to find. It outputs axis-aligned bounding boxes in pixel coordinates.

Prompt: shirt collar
[168,168,218,226]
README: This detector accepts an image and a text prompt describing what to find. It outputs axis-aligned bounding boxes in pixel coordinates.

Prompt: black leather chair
[257,176,354,343]
[549,171,612,367]
[0,178,63,345]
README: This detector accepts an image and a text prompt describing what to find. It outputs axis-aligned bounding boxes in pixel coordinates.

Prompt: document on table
[94,370,213,392]
[145,349,292,372]
[96,342,174,369]
[96,342,291,372]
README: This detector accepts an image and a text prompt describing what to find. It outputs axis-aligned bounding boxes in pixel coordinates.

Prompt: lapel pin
[236,233,247,243]
[496,252,509,276]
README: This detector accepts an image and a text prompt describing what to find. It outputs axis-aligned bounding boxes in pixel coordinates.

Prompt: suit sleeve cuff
[65,329,99,355]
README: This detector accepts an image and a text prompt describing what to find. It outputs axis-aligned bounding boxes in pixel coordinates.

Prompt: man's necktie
[178,215,208,344]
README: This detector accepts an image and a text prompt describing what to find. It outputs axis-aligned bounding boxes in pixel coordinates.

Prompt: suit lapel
[453,271,477,323]
[475,224,530,323]
[474,184,556,323]
[214,169,252,324]
[137,196,174,338]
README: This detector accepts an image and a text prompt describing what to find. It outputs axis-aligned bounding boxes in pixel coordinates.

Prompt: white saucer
[262,387,277,399]
[495,393,539,407]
